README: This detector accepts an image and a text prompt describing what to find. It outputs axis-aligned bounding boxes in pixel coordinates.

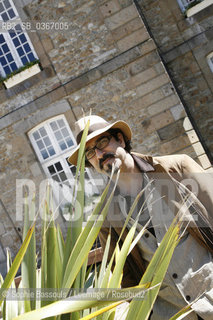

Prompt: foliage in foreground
[0,119,192,320]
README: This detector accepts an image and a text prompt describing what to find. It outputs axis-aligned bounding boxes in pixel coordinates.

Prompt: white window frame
[206,52,213,72]
[177,0,213,17]
[28,114,77,180]
[177,0,203,12]
[0,0,38,78]
[28,115,100,219]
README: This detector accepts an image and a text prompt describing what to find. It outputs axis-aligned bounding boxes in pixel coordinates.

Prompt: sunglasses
[85,135,112,160]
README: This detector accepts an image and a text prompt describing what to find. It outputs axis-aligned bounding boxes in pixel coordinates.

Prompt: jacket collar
[131,153,155,173]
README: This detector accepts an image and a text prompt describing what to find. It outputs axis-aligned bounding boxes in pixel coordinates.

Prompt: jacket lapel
[133,153,213,254]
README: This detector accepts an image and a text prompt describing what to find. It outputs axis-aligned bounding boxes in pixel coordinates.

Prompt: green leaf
[62,171,118,289]
[3,251,19,320]
[84,265,94,290]
[40,186,58,313]
[169,304,193,320]
[128,219,149,255]
[126,217,180,320]
[109,218,138,288]
[15,169,118,320]
[21,194,36,311]
[79,301,123,320]
[63,118,90,280]
[71,153,86,295]
[12,295,116,320]
[46,224,57,290]
[55,225,65,289]
[97,233,111,288]
[116,183,150,244]
[61,164,118,290]
[0,225,35,307]
[13,285,147,320]
[71,153,85,245]
[99,186,149,290]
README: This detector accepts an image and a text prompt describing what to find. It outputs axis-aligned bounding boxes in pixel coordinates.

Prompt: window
[177,0,204,12]
[29,115,100,219]
[0,0,38,78]
[207,52,213,73]
[29,115,78,186]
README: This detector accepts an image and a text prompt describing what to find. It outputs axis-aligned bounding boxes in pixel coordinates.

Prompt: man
[68,115,213,320]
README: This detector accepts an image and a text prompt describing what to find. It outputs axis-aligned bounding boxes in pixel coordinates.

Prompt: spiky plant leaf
[0,225,35,307]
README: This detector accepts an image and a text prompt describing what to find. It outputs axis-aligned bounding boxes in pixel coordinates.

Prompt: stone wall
[136,0,213,161]
[0,0,212,275]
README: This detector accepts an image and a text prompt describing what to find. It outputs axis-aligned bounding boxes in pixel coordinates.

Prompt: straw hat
[68,115,132,166]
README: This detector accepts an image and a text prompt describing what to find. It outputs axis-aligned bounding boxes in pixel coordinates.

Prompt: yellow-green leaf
[0,225,35,307]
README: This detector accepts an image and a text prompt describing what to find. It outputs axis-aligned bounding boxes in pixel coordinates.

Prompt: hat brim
[68,120,132,166]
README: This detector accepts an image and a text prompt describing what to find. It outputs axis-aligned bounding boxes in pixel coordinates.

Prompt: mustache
[99,153,115,169]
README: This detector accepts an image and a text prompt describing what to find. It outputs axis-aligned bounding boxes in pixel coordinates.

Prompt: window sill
[3,63,41,89]
[186,0,213,17]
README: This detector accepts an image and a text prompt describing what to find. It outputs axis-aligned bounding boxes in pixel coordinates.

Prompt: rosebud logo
[15,178,104,223]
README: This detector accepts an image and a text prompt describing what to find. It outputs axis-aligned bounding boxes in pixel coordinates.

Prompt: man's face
[86,132,127,175]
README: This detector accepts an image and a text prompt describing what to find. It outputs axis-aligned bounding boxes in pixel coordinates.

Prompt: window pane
[33,131,40,140]
[17,47,24,56]
[2,44,9,53]
[15,24,22,32]
[0,4,4,12]
[6,53,13,62]
[69,165,76,176]
[2,12,9,21]
[13,37,20,47]
[50,121,58,131]
[44,136,51,146]
[59,142,67,151]
[52,175,60,182]
[55,162,63,171]
[4,65,11,74]
[55,131,62,140]
[66,139,74,147]
[21,56,28,64]
[48,165,56,175]
[19,34,27,43]
[39,127,47,137]
[37,140,44,150]
[48,147,55,156]
[23,43,31,53]
[3,0,11,9]
[10,62,17,71]
[28,52,35,61]
[0,56,7,66]
[58,119,65,128]
[61,127,69,137]
[59,172,67,182]
[41,150,48,160]
[9,31,16,38]
[8,8,15,19]
[0,34,5,42]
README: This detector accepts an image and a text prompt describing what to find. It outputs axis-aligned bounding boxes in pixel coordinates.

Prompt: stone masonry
[0,0,212,276]
[137,0,213,162]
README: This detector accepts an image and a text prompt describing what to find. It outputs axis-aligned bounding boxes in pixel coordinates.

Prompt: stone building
[137,0,213,163]
[0,0,212,276]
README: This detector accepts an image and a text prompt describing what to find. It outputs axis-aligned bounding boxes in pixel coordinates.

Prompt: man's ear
[117,132,126,148]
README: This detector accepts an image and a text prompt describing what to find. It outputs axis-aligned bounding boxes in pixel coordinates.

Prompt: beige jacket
[99,153,213,286]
